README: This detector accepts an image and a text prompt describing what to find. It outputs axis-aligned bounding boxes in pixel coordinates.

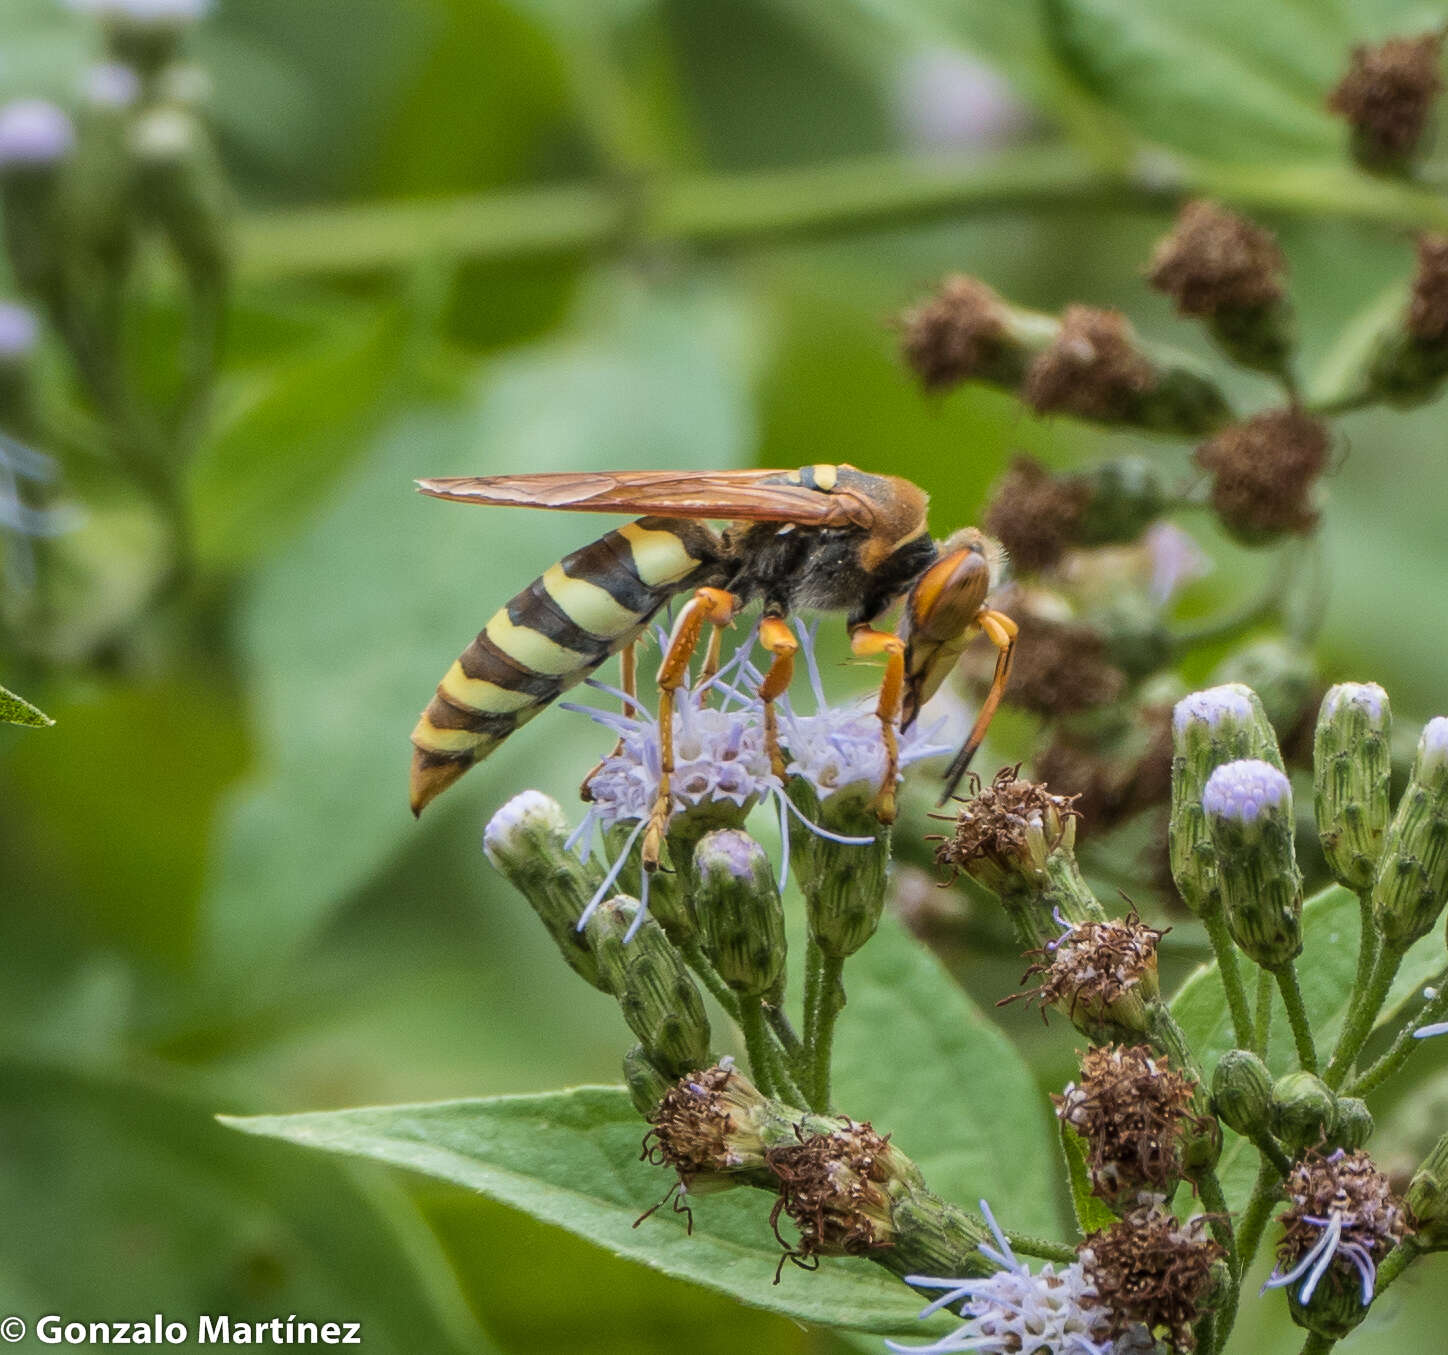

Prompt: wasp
[409,464,1017,867]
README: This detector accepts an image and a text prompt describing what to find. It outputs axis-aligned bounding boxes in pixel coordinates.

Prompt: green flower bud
[1170,684,1283,915]
[1204,759,1303,968]
[786,782,889,958]
[484,791,607,990]
[1329,1097,1374,1151]
[1069,456,1169,546]
[129,107,230,289]
[1314,684,1392,890]
[692,830,786,1000]
[1211,1048,1273,1138]
[1372,717,1448,948]
[1405,1132,1448,1250]
[0,101,75,304]
[585,897,711,1077]
[623,1044,673,1118]
[102,10,202,77]
[1270,1072,1337,1153]
[1095,594,1173,681]
[1210,638,1315,737]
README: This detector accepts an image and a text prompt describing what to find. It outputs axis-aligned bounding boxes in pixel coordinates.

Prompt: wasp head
[898,528,997,729]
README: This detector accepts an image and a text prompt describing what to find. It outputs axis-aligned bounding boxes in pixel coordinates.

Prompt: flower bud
[1314,683,1392,890]
[981,455,1091,574]
[1358,235,1448,406]
[623,1045,674,1118]
[1329,1097,1374,1152]
[1023,305,1230,436]
[692,830,786,1000]
[1204,759,1303,968]
[1328,32,1442,174]
[1147,199,1293,375]
[932,769,1105,950]
[1211,1048,1273,1139]
[786,782,888,959]
[1170,686,1283,915]
[1372,717,1448,948]
[586,897,711,1078]
[81,62,142,112]
[95,0,211,76]
[1270,1072,1338,1153]
[1194,409,1329,546]
[484,791,608,990]
[1069,455,1169,547]
[129,106,230,289]
[0,101,76,303]
[1405,1132,1448,1250]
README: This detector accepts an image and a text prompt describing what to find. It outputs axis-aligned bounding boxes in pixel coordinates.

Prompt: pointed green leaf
[1059,1121,1117,1236]
[0,683,54,728]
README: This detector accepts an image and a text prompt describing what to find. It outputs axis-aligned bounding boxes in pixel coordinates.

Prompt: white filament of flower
[1262,1211,1379,1307]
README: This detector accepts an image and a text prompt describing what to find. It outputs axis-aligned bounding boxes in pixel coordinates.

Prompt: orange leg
[938,607,1017,804]
[700,621,726,689]
[756,616,799,779]
[643,587,739,870]
[581,640,639,801]
[850,625,908,824]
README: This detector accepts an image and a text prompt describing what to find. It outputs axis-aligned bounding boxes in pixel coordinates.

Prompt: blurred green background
[3,1,1448,1351]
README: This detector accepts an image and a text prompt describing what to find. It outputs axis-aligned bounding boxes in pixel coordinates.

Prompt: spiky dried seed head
[981,455,1092,575]
[931,766,1081,889]
[1080,1200,1224,1349]
[1011,911,1165,1030]
[1194,408,1329,543]
[900,275,1011,391]
[1023,306,1155,422]
[642,1063,772,1187]
[1054,1044,1200,1205]
[1147,199,1286,316]
[1328,33,1443,165]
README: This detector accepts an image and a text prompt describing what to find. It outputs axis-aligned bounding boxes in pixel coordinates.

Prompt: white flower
[1321,682,1387,724]
[887,1201,1149,1355]
[1415,716,1448,782]
[1172,683,1256,737]
[1144,520,1208,606]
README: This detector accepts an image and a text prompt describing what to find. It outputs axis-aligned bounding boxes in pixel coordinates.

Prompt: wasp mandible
[409,464,1017,867]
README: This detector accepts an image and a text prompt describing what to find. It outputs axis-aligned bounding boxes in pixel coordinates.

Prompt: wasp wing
[415,469,874,526]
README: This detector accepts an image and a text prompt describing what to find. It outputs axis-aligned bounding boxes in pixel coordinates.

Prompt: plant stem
[1347,972,1448,1097]
[737,1000,805,1105]
[802,948,846,1112]
[1003,1232,1077,1264]
[1196,1167,1238,1277]
[1203,904,1256,1052]
[682,942,741,1021]
[1325,942,1405,1089]
[1237,1156,1283,1276]
[1274,963,1319,1073]
[1298,1334,1335,1355]
[1255,966,1274,1059]
[1349,888,1380,1032]
[1373,1238,1423,1298]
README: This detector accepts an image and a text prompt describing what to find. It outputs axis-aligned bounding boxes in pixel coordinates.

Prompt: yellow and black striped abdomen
[409,516,721,814]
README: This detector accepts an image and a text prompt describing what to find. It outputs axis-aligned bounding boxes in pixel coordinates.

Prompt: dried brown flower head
[900,275,1011,391]
[1148,200,1286,317]
[766,1120,907,1273]
[982,455,1092,575]
[1002,610,1126,717]
[1054,1045,1200,1205]
[930,766,1081,890]
[1080,1201,1224,1349]
[1328,32,1443,165]
[641,1062,770,1188]
[1023,306,1155,422]
[1270,1149,1406,1319]
[1009,911,1165,1036]
[1033,705,1174,838]
[1408,232,1448,343]
[1194,408,1329,542]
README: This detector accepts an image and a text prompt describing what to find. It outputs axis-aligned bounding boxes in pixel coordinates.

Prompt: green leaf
[1059,1121,1116,1236]
[1042,0,1445,164]
[0,683,53,728]
[201,270,762,974]
[225,1085,938,1336]
[0,1056,491,1354]
[830,911,1061,1238]
[1170,883,1445,1200]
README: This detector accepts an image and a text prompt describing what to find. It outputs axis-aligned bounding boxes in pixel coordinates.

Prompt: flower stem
[1325,941,1405,1089]
[1003,1232,1077,1264]
[1195,1166,1240,1351]
[1298,1333,1336,1355]
[1273,962,1318,1073]
[1203,903,1256,1052]
[1236,1156,1284,1276]
[802,947,846,1112]
[1255,965,1274,1060]
[1347,971,1448,1097]
[737,1000,805,1106]
[1373,1237,1423,1299]
[1351,888,1380,1020]
[681,942,742,1021]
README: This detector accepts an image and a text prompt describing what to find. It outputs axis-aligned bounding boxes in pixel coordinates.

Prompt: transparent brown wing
[414,469,876,527]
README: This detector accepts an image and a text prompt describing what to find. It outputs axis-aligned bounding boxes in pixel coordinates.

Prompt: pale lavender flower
[0,101,76,167]
[81,62,142,110]
[1202,759,1292,825]
[0,433,82,592]
[1414,1021,1448,1039]
[1416,716,1448,782]
[1143,520,1208,606]
[888,1200,1150,1355]
[1320,682,1387,724]
[896,48,1032,153]
[67,0,212,20]
[0,303,39,360]
[1172,684,1256,738]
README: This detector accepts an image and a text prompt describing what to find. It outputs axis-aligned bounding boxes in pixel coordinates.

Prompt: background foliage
[4,2,1448,1352]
